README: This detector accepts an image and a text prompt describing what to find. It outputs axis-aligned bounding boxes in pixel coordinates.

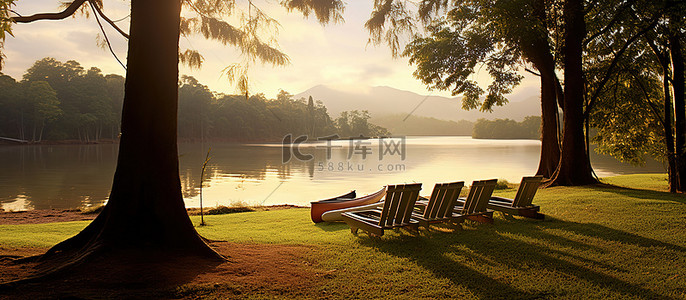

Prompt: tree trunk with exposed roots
[33,0,221,274]
[549,0,598,186]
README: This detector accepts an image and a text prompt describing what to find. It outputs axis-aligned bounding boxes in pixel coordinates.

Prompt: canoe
[310,191,356,223]
[316,187,387,223]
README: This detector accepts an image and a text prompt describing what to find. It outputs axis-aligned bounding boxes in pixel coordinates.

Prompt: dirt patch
[0,242,326,299]
[0,209,97,225]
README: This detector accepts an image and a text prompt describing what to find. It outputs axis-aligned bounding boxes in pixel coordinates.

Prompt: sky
[2,0,538,99]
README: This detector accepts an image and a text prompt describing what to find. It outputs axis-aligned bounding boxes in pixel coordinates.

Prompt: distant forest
[0,58,544,143]
[371,115,474,136]
[472,116,542,139]
[0,58,390,142]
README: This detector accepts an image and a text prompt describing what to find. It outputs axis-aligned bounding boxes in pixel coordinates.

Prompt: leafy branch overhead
[366,0,531,112]
[1,0,345,95]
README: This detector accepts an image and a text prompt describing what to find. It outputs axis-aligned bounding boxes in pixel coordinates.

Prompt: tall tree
[372,0,672,186]
[552,0,597,185]
[633,1,686,192]
[372,0,561,178]
[2,0,343,276]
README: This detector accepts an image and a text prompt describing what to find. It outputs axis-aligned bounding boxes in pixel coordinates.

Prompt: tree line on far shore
[0,58,124,142]
[472,116,542,139]
[0,58,390,143]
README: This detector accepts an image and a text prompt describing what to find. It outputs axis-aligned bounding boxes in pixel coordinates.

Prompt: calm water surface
[0,136,665,211]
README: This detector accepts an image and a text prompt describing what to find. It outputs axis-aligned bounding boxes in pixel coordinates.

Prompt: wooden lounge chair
[487,176,544,219]
[413,181,465,229]
[341,183,422,236]
[453,179,498,224]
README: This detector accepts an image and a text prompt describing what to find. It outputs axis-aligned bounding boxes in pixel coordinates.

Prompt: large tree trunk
[521,47,561,179]
[537,70,561,178]
[663,72,679,192]
[670,33,685,191]
[549,0,598,186]
[36,0,221,272]
[520,0,561,179]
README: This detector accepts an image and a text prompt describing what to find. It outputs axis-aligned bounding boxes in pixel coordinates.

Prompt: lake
[0,136,666,211]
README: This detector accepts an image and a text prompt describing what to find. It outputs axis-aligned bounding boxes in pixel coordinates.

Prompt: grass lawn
[1,174,685,299]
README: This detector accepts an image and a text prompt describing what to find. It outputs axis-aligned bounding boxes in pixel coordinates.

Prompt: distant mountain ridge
[294,85,540,122]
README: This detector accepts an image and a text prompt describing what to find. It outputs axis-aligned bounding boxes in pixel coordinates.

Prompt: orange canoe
[310,187,386,223]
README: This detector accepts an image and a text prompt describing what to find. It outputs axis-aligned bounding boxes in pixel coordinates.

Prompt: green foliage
[0,58,123,142]
[281,0,345,24]
[0,0,15,69]
[0,1,344,95]
[589,69,665,166]
[369,0,555,112]
[178,0,343,95]
[0,58,393,142]
[494,178,510,190]
[335,110,391,137]
[178,86,339,141]
[177,78,390,141]
[584,11,673,167]
[472,116,541,139]
[206,205,254,215]
[404,18,522,111]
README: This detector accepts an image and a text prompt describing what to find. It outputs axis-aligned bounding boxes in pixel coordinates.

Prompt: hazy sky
[3,0,538,99]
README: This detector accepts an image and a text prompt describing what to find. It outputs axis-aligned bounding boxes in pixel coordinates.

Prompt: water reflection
[0,137,666,211]
[0,144,117,210]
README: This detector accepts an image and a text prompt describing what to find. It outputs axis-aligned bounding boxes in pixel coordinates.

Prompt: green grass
[601,173,670,192]
[1,174,685,299]
[0,221,88,248]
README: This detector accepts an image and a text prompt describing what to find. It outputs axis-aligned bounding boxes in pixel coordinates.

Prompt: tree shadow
[356,217,681,299]
[358,231,543,299]
[0,248,224,299]
[585,183,686,204]
[538,216,686,252]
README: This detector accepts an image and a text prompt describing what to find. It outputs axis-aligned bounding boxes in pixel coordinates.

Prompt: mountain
[294,85,540,122]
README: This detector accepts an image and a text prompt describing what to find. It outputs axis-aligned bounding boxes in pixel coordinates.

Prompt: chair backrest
[379,183,422,226]
[512,176,544,207]
[423,181,465,219]
[460,179,497,214]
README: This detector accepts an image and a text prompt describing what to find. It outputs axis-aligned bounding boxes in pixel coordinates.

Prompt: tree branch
[583,0,637,47]
[629,70,666,128]
[583,13,661,120]
[10,0,87,23]
[90,1,126,70]
[90,2,129,39]
[524,68,541,76]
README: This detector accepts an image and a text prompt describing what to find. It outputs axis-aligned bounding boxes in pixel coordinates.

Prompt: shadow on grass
[356,217,681,299]
[586,183,686,204]
[314,222,348,232]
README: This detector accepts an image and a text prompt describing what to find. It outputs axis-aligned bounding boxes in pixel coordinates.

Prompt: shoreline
[0,137,288,146]
[0,204,306,225]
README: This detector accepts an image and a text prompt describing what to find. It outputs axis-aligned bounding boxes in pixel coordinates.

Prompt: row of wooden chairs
[341,176,544,237]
